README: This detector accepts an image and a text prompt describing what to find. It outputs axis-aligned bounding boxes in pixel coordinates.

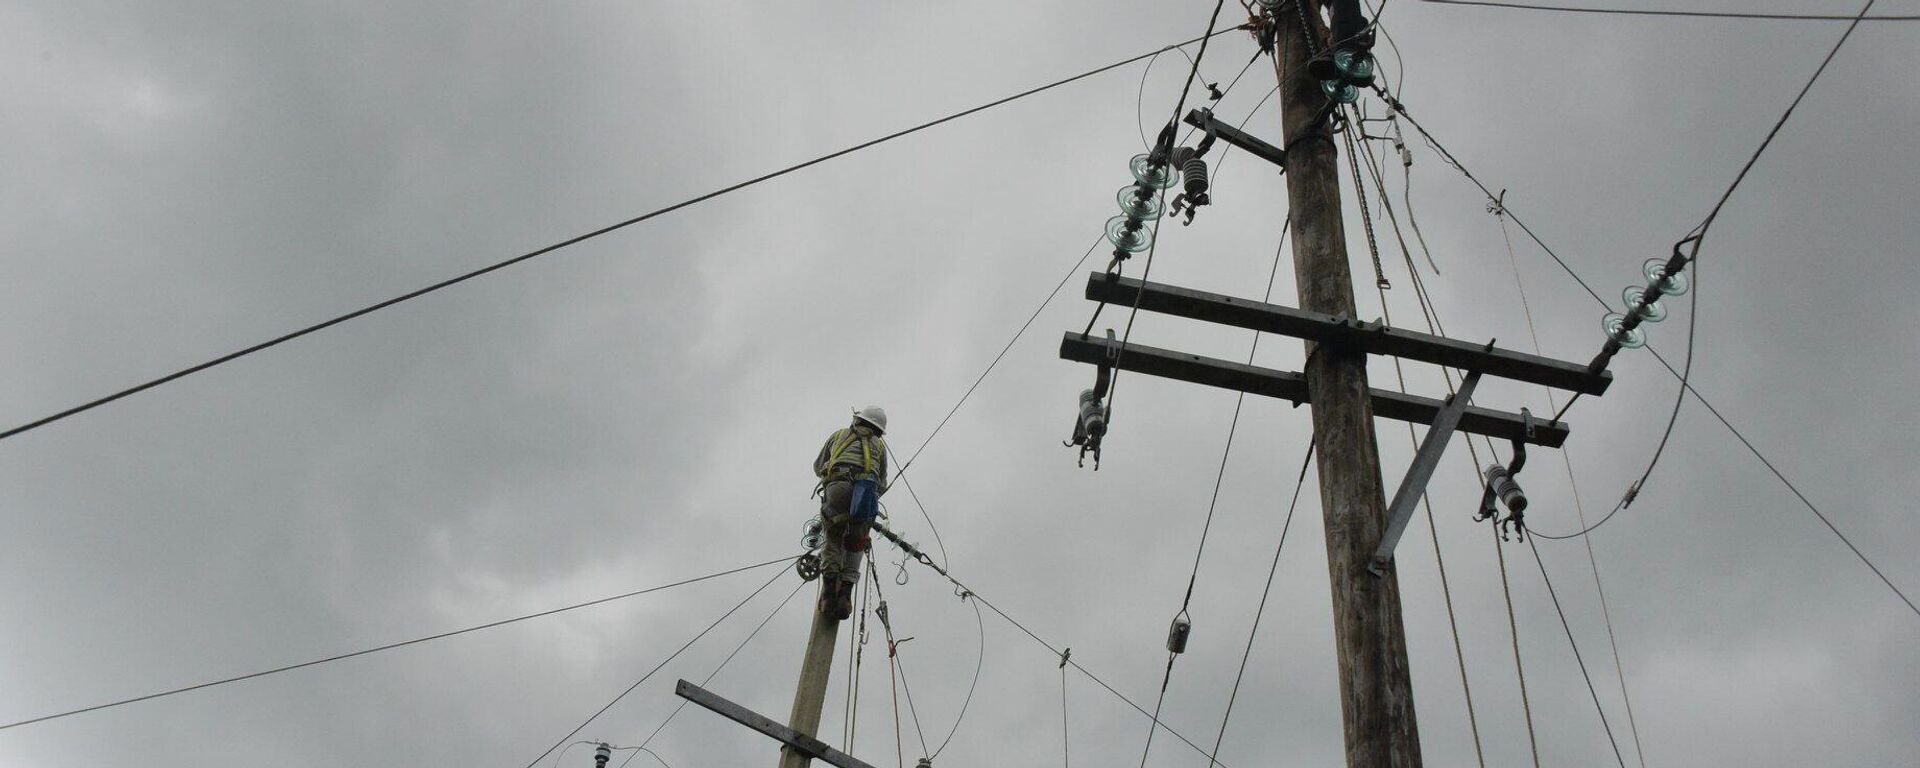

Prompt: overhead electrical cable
[893,235,1103,482]
[1373,63,1919,619]
[1493,210,1648,767]
[1106,0,1230,422]
[1608,0,1876,548]
[616,579,808,768]
[0,27,1246,444]
[520,562,794,768]
[1414,0,1919,21]
[882,535,1232,766]
[0,554,796,732]
[897,38,1270,484]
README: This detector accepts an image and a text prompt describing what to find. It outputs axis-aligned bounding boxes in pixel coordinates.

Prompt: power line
[1526,538,1629,768]
[1374,77,1920,620]
[880,531,1232,766]
[615,579,809,768]
[0,554,796,732]
[0,27,1246,445]
[894,236,1103,480]
[522,561,794,768]
[1415,0,1920,21]
[1492,208,1648,767]
[1615,0,1876,533]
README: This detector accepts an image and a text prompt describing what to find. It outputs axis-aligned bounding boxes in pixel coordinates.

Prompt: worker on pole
[812,406,889,621]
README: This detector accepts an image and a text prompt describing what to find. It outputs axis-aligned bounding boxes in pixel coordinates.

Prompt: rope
[867,568,931,759]
[1204,438,1314,766]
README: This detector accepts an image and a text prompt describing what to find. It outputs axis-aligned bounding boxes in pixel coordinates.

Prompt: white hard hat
[853,406,888,433]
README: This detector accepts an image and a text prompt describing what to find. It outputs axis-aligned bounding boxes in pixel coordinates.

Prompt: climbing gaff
[1065,329,1117,469]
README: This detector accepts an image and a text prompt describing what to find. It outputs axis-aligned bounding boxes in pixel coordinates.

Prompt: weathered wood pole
[1273,3,1423,765]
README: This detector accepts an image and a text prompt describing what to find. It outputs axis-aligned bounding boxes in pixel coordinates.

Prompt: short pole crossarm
[677,680,881,768]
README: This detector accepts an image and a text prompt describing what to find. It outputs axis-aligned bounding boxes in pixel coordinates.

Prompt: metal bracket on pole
[1369,370,1481,575]
[676,679,880,768]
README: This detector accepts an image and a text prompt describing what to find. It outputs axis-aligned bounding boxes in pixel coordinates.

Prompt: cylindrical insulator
[1485,466,1529,514]
[1181,157,1209,199]
[1166,615,1192,654]
[594,744,612,768]
[1077,389,1107,438]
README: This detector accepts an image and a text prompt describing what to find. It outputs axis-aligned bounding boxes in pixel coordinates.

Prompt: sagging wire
[870,520,1231,766]
[618,580,810,768]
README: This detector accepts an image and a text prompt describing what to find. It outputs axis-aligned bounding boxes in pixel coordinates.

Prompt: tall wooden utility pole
[778,586,842,768]
[1273,4,1423,765]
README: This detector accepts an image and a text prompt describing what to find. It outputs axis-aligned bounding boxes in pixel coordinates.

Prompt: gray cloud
[1,2,1914,767]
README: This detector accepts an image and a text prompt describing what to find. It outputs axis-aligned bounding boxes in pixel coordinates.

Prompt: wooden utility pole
[1273,4,1423,765]
[778,586,843,768]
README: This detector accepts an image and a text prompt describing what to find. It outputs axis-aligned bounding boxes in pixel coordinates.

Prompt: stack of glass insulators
[1108,153,1176,254]
[1602,258,1691,349]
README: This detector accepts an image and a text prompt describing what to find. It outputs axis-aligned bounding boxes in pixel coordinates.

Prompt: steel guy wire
[1415,0,1920,22]
[521,561,796,768]
[617,578,808,768]
[0,554,797,732]
[1374,72,1920,620]
[0,27,1246,444]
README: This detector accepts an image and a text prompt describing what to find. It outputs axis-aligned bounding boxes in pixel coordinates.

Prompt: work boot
[825,581,854,621]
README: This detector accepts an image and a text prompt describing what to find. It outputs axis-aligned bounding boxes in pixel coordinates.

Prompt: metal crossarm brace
[1084,273,1612,396]
[676,680,880,768]
[1370,371,1480,575]
[1058,333,1568,447]
[1183,108,1288,169]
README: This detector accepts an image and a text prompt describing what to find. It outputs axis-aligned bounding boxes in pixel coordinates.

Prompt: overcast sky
[2,1,1916,767]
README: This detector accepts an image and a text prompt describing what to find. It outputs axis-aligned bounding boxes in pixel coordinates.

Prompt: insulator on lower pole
[1166,615,1192,654]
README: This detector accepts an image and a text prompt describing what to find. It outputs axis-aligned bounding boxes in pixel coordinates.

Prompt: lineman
[812,406,889,620]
